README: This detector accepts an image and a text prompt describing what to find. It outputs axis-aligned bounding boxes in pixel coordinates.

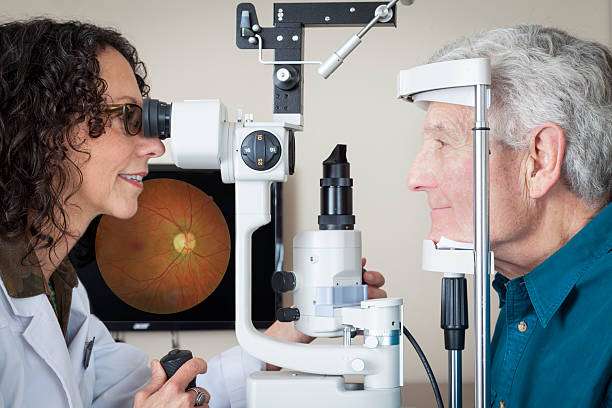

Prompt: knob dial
[276,307,300,322]
[241,130,282,171]
[271,271,296,293]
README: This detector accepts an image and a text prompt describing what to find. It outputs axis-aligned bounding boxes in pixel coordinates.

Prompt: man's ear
[525,123,566,199]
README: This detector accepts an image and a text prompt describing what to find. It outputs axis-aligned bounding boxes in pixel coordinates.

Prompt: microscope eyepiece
[318,144,355,230]
[143,98,172,140]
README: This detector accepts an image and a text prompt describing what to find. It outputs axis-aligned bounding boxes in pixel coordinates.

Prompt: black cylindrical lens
[143,98,172,140]
[318,144,355,230]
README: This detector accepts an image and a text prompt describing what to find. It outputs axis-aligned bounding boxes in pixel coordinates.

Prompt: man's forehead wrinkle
[424,123,449,132]
[423,120,464,141]
[422,104,474,145]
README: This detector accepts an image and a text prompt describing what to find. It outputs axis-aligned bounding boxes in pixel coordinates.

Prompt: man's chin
[427,230,470,244]
[427,232,442,243]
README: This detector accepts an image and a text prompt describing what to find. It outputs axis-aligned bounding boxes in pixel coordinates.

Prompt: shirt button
[517,321,528,333]
[499,400,506,408]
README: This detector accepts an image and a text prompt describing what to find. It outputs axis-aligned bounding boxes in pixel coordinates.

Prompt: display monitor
[69,164,281,330]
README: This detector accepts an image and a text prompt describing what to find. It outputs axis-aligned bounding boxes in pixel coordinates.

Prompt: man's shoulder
[556,248,612,344]
[574,245,612,300]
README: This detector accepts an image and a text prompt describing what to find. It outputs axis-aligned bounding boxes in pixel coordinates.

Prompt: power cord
[403,325,444,408]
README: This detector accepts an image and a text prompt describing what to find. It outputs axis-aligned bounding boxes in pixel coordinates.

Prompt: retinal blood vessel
[95,178,231,314]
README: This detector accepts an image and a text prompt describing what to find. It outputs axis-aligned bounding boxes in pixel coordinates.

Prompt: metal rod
[449,350,462,408]
[254,34,321,65]
[473,84,491,408]
[357,0,399,38]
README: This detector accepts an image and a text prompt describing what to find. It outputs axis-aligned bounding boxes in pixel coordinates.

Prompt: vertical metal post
[343,326,352,346]
[473,84,491,408]
[449,350,462,408]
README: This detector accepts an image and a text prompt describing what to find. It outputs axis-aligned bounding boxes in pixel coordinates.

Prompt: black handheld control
[159,349,197,389]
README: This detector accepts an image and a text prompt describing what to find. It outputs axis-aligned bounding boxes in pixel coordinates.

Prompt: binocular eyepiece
[143,98,172,140]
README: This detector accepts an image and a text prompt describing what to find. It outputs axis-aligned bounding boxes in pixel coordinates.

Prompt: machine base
[247,371,402,407]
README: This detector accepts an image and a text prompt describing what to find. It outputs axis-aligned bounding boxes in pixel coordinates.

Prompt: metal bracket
[236,2,398,117]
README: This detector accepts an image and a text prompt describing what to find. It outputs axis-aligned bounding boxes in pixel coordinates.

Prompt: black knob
[276,307,300,322]
[160,349,196,389]
[241,130,282,171]
[271,271,296,293]
[273,65,300,91]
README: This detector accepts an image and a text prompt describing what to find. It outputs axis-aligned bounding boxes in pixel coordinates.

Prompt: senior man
[407,25,611,406]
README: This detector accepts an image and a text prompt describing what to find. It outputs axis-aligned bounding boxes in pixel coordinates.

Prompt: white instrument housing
[167,100,404,407]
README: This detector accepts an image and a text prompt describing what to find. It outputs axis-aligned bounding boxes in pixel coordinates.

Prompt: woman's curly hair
[0,18,150,262]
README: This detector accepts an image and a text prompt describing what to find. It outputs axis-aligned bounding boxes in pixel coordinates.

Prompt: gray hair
[429,25,612,206]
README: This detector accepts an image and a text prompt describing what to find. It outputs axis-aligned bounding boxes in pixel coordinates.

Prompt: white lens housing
[170,99,228,169]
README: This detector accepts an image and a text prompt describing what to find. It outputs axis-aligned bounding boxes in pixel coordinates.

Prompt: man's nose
[407,149,436,192]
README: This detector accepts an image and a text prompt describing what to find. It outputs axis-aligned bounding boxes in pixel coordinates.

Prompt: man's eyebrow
[423,122,468,144]
[423,123,452,134]
[423,123,448,132]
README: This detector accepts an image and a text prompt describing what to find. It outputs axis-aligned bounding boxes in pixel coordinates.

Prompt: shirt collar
[492,272,509,308]
[524,202,612,328]
[0,233,78,298]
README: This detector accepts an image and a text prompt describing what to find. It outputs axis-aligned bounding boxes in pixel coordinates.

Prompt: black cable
[403,325,444,408]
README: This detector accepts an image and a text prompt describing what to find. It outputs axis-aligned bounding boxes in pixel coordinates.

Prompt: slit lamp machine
[151,1,494,407]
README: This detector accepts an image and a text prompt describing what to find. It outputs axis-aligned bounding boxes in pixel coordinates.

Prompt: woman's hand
[264,258,388,370]
[134,358,209,408]
[361,257,387,300]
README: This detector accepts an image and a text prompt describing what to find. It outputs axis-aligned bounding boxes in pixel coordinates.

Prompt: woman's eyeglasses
[104,103,143,136]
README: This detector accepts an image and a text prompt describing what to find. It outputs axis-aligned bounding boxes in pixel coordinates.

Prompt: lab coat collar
[0,268,41,319]
[0,278,84,408]
[0,231,78,336]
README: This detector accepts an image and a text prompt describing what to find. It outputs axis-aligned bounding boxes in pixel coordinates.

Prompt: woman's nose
[137,136,166,159]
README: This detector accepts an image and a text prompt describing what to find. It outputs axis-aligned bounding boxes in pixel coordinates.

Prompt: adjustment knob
[241,130,282,171]
[271,271,296,293]
[276,307,300,322]
[351,358,365,372]
[274,65,300,91]
[159,349,196,389]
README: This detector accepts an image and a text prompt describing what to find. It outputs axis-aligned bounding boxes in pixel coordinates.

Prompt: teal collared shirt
[491,203,612,407]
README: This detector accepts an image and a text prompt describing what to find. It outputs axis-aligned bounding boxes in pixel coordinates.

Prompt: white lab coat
[0,279,263,408]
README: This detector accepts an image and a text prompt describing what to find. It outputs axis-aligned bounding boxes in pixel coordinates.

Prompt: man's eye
[435,138,448,147]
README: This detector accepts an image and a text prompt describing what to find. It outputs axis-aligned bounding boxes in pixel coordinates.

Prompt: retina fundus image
[95,178,231,314]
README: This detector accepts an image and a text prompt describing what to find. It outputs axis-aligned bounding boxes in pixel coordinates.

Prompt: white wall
[2,0,610,401]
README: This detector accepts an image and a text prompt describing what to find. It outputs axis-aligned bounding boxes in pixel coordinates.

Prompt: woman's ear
[525,123,567,199]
